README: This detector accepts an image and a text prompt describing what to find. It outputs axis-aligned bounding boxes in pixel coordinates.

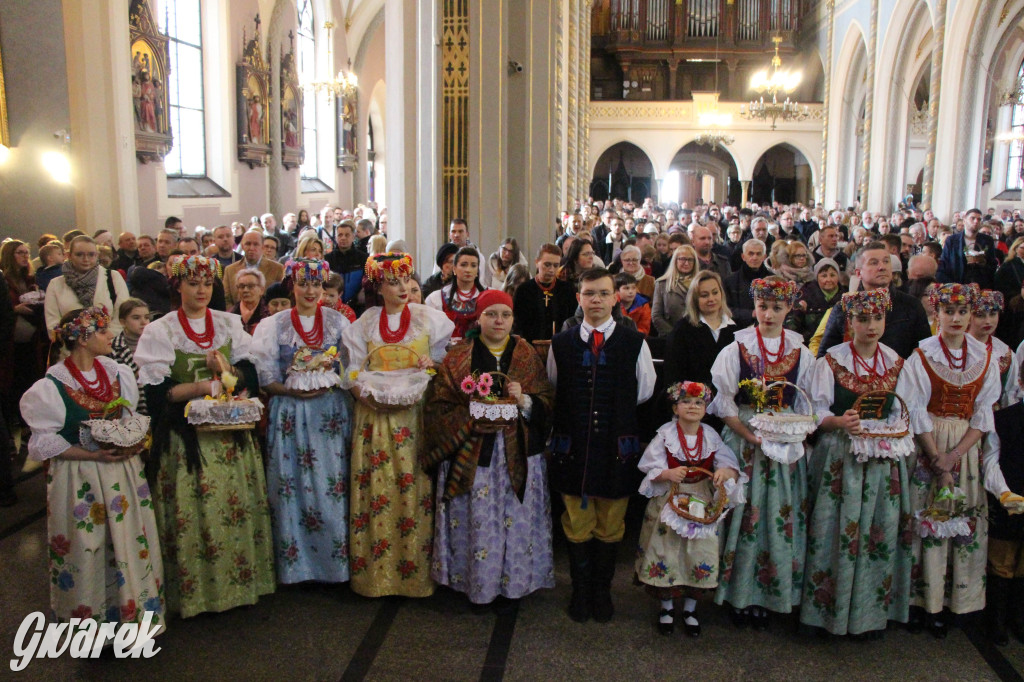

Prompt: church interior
[4,0,1024,680]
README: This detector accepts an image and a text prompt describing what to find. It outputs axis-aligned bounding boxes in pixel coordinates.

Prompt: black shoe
[589,540,617,623]
[469,601,492,615]
[566,541,591,623]
[751,607,769,631]
[657,608,674,635]
[682,610,701,638]
[928,614,948,639]
[729,607,749,628]
[492,596,518,615]
[907,608,925,634]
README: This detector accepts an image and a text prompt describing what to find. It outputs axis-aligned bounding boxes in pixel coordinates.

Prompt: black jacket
[818,285,931,358]
[724,263,772,329]
[512,278,578,342]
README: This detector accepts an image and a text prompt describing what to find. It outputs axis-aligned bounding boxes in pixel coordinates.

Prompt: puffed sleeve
[809,356,837,419]
[708,427,747,505]
[110,359,140,412]
[342,312,369,374]
[707,342,740,418]
[896,352,933,434]
[983,430,1012,497]
[226,313,254,365]
[794,343,816,417]
[637,428,669,498]
[20,378,71,461]
[251,313,284,386]
[1003,353,1022,409]
[135,318,175,386]
[635,341,656,404]
[422,305,456,361]
[969,361,1001,432]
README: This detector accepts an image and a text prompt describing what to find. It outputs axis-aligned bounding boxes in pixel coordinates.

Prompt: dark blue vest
[991,402,1024,540]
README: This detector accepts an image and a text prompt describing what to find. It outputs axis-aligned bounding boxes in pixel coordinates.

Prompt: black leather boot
[590,540,618,623]
[566,541,591,622]
[988,575,1011,645]
[1010,577,1024,643]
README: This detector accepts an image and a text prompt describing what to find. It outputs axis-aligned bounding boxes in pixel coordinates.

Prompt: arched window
[1007,60,1024,191]
[297,0,317,179]
[160,0,206,177]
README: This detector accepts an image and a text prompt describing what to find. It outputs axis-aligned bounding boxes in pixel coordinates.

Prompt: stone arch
[367,79,386,205]
[590,142,657,201]
[750,143,813,205]
[664,141,740,206]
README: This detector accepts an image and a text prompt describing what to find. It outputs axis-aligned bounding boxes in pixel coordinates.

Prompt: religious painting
[129,0,173,162]
[336,93,357,171]
[237,14,271,168]
[280,38,303,170]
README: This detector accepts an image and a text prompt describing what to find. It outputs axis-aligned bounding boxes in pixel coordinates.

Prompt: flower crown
[973,289,1004,315]
[286,258,331,284]
[927,282,979,310]
[168,254,222,281]
[666,381,713,404]
[365,252,414,283]
[57,306,109,345]
[840,288,891,318]
[749,278,799,306]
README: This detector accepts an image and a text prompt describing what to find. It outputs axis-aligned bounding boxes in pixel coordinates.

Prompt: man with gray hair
[906,253,938,281]
[261,212,294,255]
[724,238,771,328]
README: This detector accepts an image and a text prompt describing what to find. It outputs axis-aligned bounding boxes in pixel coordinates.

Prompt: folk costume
[424,290,556,604]
[900,284,1001,617]
[136,255,275,618]
[425,281,481,339]
[21,308,165,629]
[251,259,355,584]
[973,290,1021,409]
[800,290,916,635]
[709,279,815,618]
[341,253,455,598]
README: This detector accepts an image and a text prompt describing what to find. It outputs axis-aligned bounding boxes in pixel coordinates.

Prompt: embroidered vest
[738,340,801,409]
[825,353,904,418]
[47,374,123,446]
[916,346,991,420]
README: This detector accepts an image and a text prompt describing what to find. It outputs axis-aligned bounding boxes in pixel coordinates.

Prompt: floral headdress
[168,254,222,282]
[285,258,331,285]
[666,381,713,405]
[364,252,414,283]
[56,306,109,345]
[840,288,891,318]
[973,289,1004,315]
[927,282,979,310]
[749,278,799,306]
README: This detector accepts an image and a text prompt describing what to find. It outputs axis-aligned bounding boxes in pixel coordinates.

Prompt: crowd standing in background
[8,196,1024,647]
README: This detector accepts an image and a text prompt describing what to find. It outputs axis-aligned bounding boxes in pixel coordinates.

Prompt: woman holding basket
[799,289,916,637]
[342,253,454,598]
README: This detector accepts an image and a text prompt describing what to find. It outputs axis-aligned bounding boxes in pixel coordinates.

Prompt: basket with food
[79,397,151,456]
[744,379,818,463]
[849,390,914,463]
[286,345,343,391]
[658,468,734,540]
[185,354,263,431]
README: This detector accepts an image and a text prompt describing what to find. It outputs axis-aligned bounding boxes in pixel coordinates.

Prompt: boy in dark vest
[547,267,656,623]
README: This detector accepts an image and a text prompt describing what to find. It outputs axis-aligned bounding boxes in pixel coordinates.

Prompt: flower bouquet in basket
[185,354,263,431]
[462,371,518,428]
[742,378,817,464]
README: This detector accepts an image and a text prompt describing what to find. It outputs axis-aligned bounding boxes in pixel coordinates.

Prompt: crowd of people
[6,195,1024,648]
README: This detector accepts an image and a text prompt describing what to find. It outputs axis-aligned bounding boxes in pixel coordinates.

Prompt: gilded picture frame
[0,30,9,147]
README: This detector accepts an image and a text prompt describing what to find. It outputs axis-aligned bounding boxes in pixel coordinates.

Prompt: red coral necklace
[379,305,412,344]
[64,357,114,402]
[291,305,324,348]
[939,335,967,371]
[178,308,215,349]
[756,326,785,366]
[676,422,704,462]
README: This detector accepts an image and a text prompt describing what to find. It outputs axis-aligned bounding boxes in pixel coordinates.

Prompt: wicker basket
[468,371,519,427]
[352,344,433,407]
[915,485,973,539]
[80,410,151,455]
[747,380,817,443]
[666,469,727,524]
[849,390,914,462]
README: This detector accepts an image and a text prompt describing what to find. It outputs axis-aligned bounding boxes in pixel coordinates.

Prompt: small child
[322,272,357,322]
[615,272,651,336]
[636,381,741,636]
[110,297,151,414]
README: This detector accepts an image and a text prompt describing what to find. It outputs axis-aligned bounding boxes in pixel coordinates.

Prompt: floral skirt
[47,456,164,627]
[266,390,353,584]
[635,479,720,591]
[909,416,988,614]
[152,430,275,618]
[431,441,554,603]
[348,401,435,598]
[715,408,808,613]
[800,429,914,634]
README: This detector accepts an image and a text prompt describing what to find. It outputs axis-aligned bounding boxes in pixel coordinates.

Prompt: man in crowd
[262,212,293,255]
[724,238,772,328]
[355,218,375,252]
[211,224,243,270]
[324,219,368,309]
[225,229,285,306]
[110,232,142,272]
[937,207,1000,288]
[812,224,848,272]
[155,228,177,263]
[691,224,730,280]
[513,243,578,342]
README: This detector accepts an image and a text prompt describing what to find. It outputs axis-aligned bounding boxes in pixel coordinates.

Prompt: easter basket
[285,346,342,391]
[849,390,914,463]
[466,372,519,428]
[352,344,433,407]
[659,470,731,540]
[187,354,264,431]
[79,399,151,455]
[746,380,817,464]
[915,485,974,539]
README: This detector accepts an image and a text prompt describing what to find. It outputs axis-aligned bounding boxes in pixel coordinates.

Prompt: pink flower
[478,373,494,389]
[460,377,476,394]
[477,383,491,397]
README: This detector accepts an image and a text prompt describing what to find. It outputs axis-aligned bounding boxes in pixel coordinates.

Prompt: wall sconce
[43,129,71,184]
[0,144,10,165]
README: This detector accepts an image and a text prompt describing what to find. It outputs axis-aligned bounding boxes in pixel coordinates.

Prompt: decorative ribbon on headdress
[364,252,414,283]
[749,278,800,306]
[666,380,714,404]
[168,254,222,281]
[285,258,331,285]
[973,289,1004,315]
[840,288,892,318]
[927,282,980,310]
[56,306,109,345]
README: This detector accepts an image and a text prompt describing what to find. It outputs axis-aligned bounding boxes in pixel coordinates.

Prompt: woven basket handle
[668,469,726,524]
[763,380,813,416]
[361,344,422,372]
[851,390,909,421]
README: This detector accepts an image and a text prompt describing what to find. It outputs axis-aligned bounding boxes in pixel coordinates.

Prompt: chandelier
[1001,75,1024,107]
[741,36,809,130]
[303,21,358,99]
[694,112,734,150]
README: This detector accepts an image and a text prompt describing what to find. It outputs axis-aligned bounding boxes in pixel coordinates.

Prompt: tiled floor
[1,467,1021,681]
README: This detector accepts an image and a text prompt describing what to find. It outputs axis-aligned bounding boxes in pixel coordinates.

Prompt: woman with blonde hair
[368,234,388,256]
[651,245,698,336]
[774,241,815,285]
[995,236,1024,304]
[663,269,735,388]
[294,233,326,260]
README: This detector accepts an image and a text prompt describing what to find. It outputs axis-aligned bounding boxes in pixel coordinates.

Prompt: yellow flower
[425,368,437,376]
[349,370,360,381]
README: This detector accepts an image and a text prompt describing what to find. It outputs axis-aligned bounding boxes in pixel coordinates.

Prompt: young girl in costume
[709,276,815,630]
[20,307,164,632]
[635,381,741,636]
[968,290,1020,409]
[800,289,915,637]
[900,283,1002,637]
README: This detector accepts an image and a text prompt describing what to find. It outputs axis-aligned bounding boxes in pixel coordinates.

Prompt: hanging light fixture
[741,36,809,130]
[303,21,358,99]
[695,27,734,150]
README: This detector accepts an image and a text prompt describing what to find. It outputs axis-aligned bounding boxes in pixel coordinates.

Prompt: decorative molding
[910,104,928,135]
[441,0,469,228]
[130,0,173,163]
[1000,1,1011,26]
[280,34,303,170]
[237,14,272,168]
